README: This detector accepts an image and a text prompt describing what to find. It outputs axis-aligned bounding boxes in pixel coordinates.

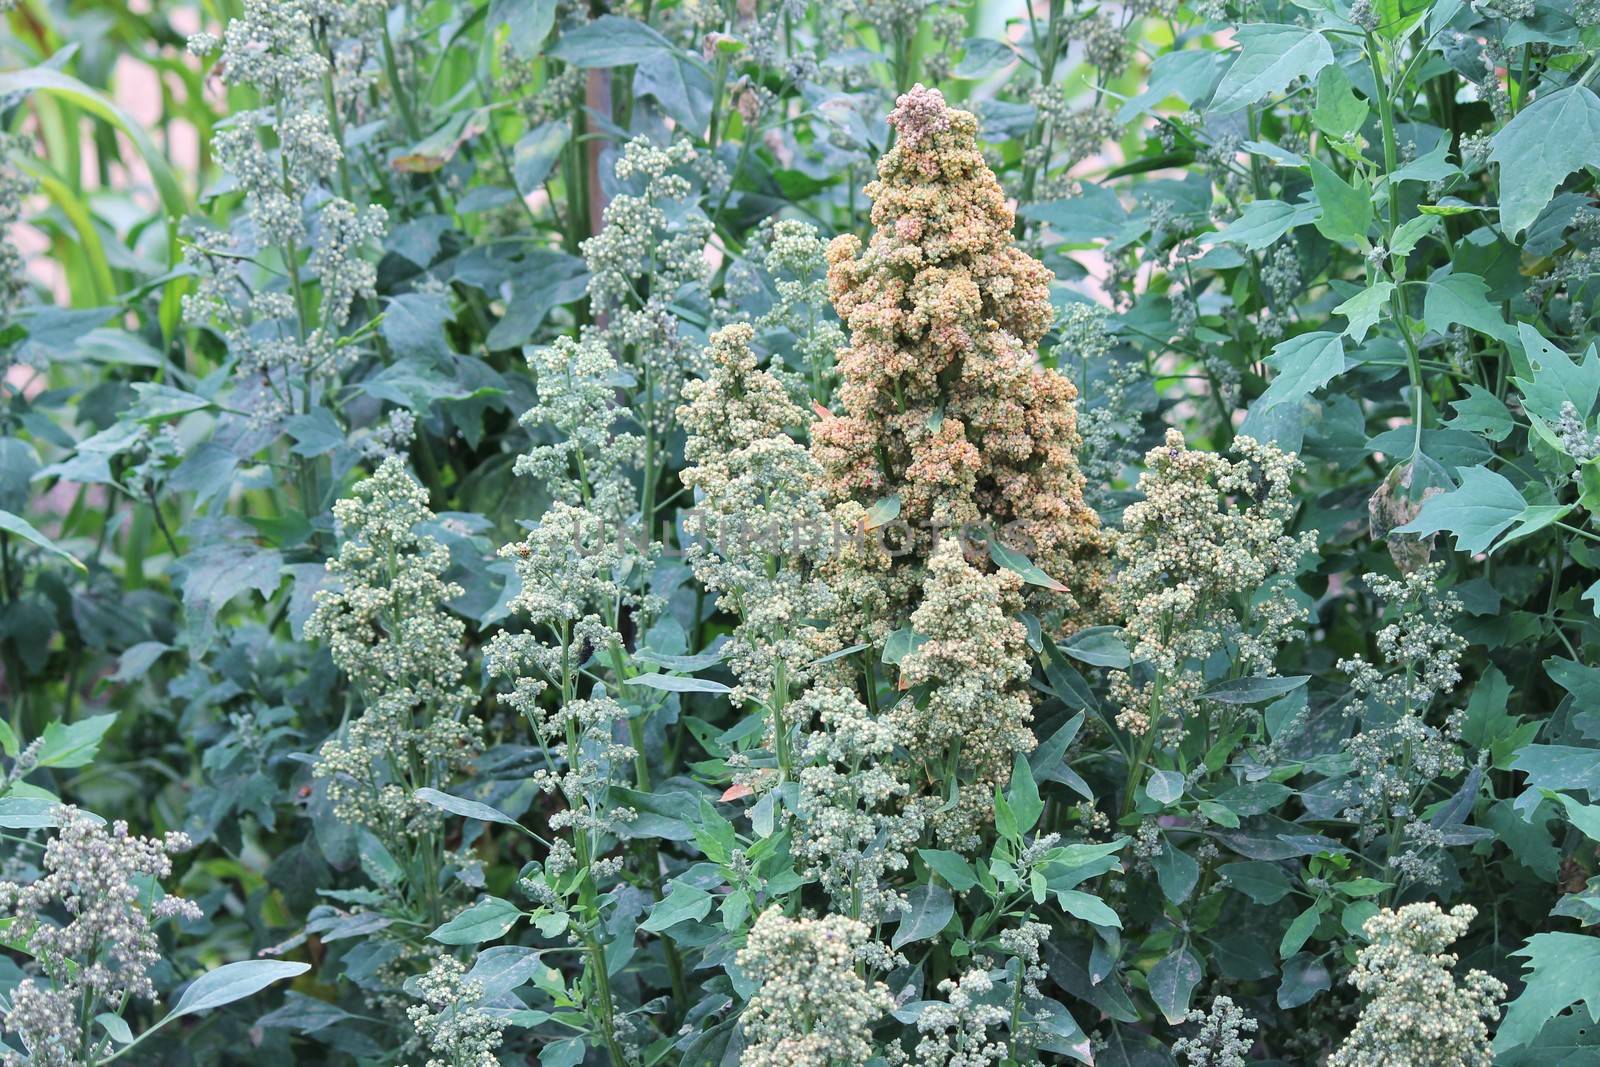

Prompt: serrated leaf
[1200,199,1319,251]
[1495,933,1600,1051]
[1258,332,1345,411]
[1310,158,1371,243]
[1312,64,1368,139]
[1334,282,1394,344]
[1394,465,1564,555]
[641,883,713,932]
[1422,272,1513,342]
[1489,85,1600,237]
[1211,25,1334,113]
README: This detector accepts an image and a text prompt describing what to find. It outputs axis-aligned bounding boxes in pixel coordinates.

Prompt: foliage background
[2,0,1600,1063]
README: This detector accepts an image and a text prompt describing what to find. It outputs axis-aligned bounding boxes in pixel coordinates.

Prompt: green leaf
[1445,385,1514,442]
[37,714,118,769]
[1312,64,1368,140]
[1333,282,1394,344]
[1422,272,1514,342]
[1495,933,1600,1051]
[1390,141,1460,185]
[1056,889,1122,928]
[919,849,979,891]
[430,897,522,945]
[1219,860,1293,904]
[1258,332,1345,411]
[1153,841,1200,904]
[1199,199,1319,251]
[892,884,954,949]
[0,509,86,571]
[1489,85,1600,237]
[171,961,310,1019]
[989,538,1070,593]
[626,672,732,695]
[1280,898,1328,958]
[512,122,570,196]
[1007,754,1044,834]
[1146,769,1185,805]
[641,883,713,932]
[1390,214,1442,258]
[1148,946,1202,1023]
[1059,625,1131,668]
[415,788,522,827]
[548,15,673,67]
[1394,465,1565,555]
[1310,158,1372,243]
[1210,26,1334,114]
[1512,324,1600,423]
[1204,675,1309,704]
[489,0,557,57]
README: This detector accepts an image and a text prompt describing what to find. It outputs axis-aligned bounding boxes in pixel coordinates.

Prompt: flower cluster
[1109,429,1313,735]
[1171,996,1258,1067]
[735,907,892,1067]
[581,136,714,431]
[678,324,835,708]
[1329,903,1504,1067]
[0,808,201,1067]
[792,686,921,922]
[895,539,1034,849]
[0,133,31,324]
[406,955,507,1067]
[307,458,480,843]
[183,0,388,422]
[1337,566,1470,881]
[812,84,1105,615]
[911,969,1011,1067]
[518,332,644,524]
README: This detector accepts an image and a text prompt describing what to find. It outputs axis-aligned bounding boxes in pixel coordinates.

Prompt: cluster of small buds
[997,921,1052,999]
[1171,996,1258,1067]
[894,540,1034,850]
[0,133,32,325]
[307,460,481,843]
[309,199,388,329]
[405,955,507,1067]
[0,808,202,1067]
[794,686,922,921]
[360,408,418,461]
[1262,241,1302,306]
[678,324,836,706]
[1340,564,1466,710]
[1081,14,1130,74]
[517,332,645,525]
[913,969,1012,1067]
[1110,430,1314,735]
[735,907,893,1067]
[183,0,388,422]
[1329,903,1504,1067]
[581,137,714,431]
[814,84,1106,618]
[1556,400,1600,477]
[742,218,847,398]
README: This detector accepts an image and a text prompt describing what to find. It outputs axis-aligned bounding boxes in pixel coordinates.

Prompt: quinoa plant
[2,0,1600,1063]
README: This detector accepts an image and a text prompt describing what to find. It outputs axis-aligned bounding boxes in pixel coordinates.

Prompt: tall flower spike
[813,84,1104,615]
